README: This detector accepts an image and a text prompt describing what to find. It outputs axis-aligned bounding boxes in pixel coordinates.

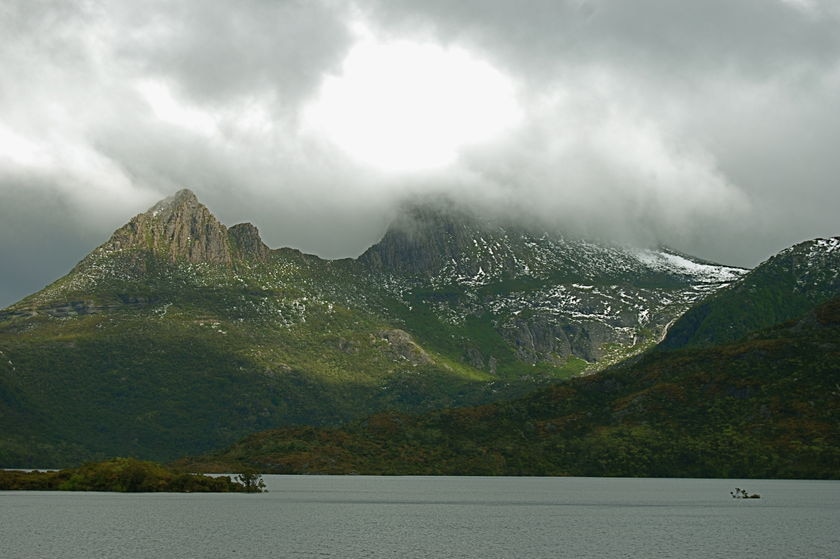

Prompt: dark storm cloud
[0,185,117,307]
[362,0,840,75]
[1,0,839,307]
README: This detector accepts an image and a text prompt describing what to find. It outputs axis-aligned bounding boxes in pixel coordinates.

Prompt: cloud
[300,26,523,173]
[441,73,750,246]
[1,0,840,306]
[111,1,353,107]
[356,0,840,261]
[361,0,840,74]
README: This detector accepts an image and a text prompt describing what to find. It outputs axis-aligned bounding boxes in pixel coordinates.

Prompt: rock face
[228,222,270,261]
[108,189,234,265]
[6,189,273,311]
[83,189,270,273]
[357,200,748,370]
[379,329,434,365]
[359,203,482,276]
[503,318,613,364]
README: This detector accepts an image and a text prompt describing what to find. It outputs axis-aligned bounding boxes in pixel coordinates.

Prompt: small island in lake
[0,457,265,493]
[730,487,760,499]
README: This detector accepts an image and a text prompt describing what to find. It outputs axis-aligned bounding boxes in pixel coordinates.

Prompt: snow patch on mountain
[808,237,840,259]
[634,249,747,284]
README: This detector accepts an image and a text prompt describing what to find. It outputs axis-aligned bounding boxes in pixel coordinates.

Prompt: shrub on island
[0,457,264,493]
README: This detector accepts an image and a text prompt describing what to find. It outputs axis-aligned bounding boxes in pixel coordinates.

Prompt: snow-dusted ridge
[362,217,754,370]
[633,248,747,284]
[5,190,776,377]
[807,237,840,259]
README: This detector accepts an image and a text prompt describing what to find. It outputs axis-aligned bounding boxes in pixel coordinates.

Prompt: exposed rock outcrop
[379,329,434,365]
[359,202,495,277]
[84,189,271,270]
[228,222,270,262]
[107,189,233,265]
[500,318,621,364]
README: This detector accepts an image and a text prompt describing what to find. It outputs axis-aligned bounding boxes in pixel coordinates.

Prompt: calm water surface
[2,476,838,558]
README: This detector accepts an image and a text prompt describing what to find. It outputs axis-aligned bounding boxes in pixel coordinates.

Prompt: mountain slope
[0,190,745,467]
[660,237,840,350]
[185,296,840,479]
[0,192,495,465]
[357,200,745,371]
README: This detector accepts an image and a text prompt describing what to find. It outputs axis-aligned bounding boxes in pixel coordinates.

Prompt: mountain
[1,190,744,467]
[660,237,840,350]
[356,199,745,370]
[104,188,269,265]
[183,295,840,479]
[1,190,475,466]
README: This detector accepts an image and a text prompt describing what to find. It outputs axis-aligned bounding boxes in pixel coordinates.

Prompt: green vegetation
[235,468,266,492]
[0,457,263,492]
[661,238,840,350]
[1,192,835,473]
[182,297,840,479]
[0,286,509,466]
[0,251,550,467]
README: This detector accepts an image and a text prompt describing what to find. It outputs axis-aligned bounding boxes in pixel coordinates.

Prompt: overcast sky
[2,0,839,307]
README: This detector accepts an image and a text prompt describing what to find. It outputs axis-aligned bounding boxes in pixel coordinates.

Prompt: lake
[2,476,838,558]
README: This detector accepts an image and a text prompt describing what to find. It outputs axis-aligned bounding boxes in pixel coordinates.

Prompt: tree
[236,469,266,493]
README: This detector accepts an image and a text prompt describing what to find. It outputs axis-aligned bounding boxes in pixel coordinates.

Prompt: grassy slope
[183,297,840,479]
[1,250,549,467]
[4,201,833,471]
[660,239,840,350]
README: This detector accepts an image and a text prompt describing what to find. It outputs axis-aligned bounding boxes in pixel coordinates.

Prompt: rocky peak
[95,189,270,267]
[229,222,270,261]
[146,188,201,222]
[358,201,499,276]
[108,188,232,265]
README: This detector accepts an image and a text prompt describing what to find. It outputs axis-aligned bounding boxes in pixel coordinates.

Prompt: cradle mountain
[1,189,837,468]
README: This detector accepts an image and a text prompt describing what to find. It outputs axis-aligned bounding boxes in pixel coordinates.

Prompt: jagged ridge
[1,189,806,468]
[98,188,269,266]
[357,200,747,367]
